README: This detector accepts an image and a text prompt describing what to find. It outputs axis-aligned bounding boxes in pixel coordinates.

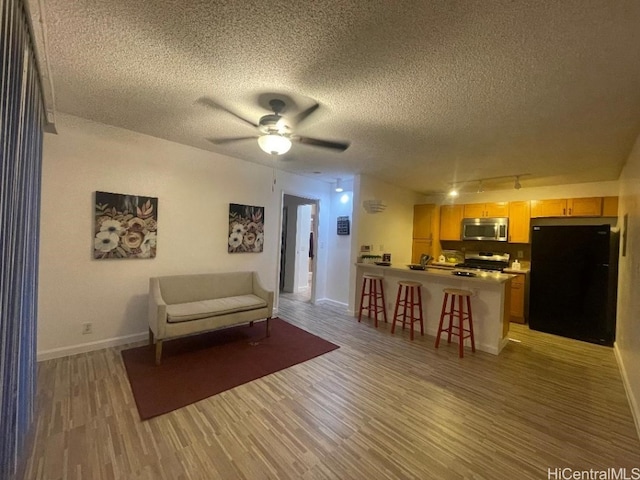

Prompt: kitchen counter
[361,263,515,284]
[355,263,513,354]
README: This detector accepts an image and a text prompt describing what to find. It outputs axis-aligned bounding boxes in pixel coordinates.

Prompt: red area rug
[121,318,339,420]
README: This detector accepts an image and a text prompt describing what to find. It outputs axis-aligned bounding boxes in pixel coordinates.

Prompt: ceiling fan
[199,97,350,155]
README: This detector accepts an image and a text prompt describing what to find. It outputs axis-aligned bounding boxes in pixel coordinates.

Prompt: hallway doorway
[279,194,318,304]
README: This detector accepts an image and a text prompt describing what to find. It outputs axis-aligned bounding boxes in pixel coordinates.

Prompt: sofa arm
[252,272,274,317]
[148,277,168,339]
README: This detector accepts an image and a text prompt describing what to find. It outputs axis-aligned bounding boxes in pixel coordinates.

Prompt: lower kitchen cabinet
[509,273,527,323]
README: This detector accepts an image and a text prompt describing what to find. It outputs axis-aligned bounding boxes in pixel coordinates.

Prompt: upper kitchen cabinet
[413,204,436,239]
[439,204,464,241]
[602,196,619,216]
[463,202,509,218]
[508,201,531,243]
[530,197,604,218]
[412,204,437,262]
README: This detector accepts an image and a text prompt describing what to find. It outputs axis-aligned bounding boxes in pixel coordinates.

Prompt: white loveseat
[148,271,274,364]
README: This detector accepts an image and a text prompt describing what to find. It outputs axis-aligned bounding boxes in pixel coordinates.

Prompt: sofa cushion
[166,294,268,323]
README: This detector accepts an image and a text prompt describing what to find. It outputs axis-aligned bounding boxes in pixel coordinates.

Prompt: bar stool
[435,288,475,358]
[391,281,424,340]
[358,274,387,327]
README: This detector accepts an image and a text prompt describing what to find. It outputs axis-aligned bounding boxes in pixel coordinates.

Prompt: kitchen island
[355,263,514,355]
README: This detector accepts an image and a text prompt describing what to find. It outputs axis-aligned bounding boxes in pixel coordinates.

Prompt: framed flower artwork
[228,203,264,253]
[94,191,158,259]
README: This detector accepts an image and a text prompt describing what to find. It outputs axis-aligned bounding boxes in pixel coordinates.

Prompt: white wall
[349,175,424,312]
[325,181,354,307]
[37,114,335,359]
[615,133,640,436]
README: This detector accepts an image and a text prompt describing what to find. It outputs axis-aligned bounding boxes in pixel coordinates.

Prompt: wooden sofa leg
[149,328,154,345]
[155,340,163,365]
[266,317,271,337]
[249,321,254,327]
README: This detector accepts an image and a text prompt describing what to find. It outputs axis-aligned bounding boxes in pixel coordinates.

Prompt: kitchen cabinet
[412,239,432,264]
[530,197,603,217]
[508,201,530,243]
[439,204,464,241]
[463,202,509,218]
[412,204,436,263]
[602,196,619,216]
[509,272,527,324]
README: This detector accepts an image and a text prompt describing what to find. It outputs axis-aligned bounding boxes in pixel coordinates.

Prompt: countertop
[357,263,515,284]
[427,261,530,274]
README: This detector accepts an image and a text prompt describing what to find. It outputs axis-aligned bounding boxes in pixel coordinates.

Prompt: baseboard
[37,332,148,362]
[315,297,348,309]
[614,341,640,440]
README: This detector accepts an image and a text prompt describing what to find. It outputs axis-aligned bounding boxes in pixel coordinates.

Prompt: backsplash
[440,240,531,263]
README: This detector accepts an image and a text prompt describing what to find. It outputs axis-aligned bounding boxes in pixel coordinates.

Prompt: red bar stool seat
[435,288,476,357]
[391,281,424,340]
[358,274,387,327]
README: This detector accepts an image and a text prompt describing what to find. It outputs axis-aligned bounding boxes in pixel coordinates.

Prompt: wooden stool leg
[371,278,379,327]
[467,295,475,352]
[435,292,448,348]
[402,285,409,331]
[447,295,455,344]
[358,278,367,323]
[379,280,388,323]
[417,286,424,336]
[458,294,464,358]
[391,284,402,334]
[409,285,415,341]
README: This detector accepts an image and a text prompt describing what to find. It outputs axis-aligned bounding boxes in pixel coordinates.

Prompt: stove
[455,251,510,272]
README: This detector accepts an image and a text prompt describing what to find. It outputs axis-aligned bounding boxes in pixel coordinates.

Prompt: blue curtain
[0,0,44,477]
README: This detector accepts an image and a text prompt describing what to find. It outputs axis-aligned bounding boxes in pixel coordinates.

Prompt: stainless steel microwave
[461,217,509,241]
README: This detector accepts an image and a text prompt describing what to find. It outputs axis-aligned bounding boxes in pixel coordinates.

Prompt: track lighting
[335,178,344,192]
[447,173,528,195]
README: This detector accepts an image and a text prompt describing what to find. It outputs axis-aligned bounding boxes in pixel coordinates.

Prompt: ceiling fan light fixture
[514,175,522,190]
[258,134,291,155]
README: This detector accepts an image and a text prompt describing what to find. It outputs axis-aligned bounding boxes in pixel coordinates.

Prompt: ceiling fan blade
[294,135,350,152]
[196,97,258,128]
[207,136,257,145]
[292,103,320,126]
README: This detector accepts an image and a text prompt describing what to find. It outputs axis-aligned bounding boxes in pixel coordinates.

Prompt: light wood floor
[18,296,640,479]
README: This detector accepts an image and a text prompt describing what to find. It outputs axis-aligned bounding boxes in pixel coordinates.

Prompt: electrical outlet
[517,250,524,259]
[379,244,384,251]
[82,322,93,335]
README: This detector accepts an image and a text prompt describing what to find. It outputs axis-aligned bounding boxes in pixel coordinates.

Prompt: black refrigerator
[529,225,618,346]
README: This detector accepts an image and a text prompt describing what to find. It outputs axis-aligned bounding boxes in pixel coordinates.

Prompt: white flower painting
[94,191,158,259]
[228,204,264,253]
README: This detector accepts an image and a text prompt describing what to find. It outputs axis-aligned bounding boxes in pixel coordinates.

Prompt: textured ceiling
[29,0,640,194]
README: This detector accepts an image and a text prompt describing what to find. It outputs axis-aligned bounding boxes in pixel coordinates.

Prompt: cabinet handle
[563,208,566,215]
[568,208,572,215]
